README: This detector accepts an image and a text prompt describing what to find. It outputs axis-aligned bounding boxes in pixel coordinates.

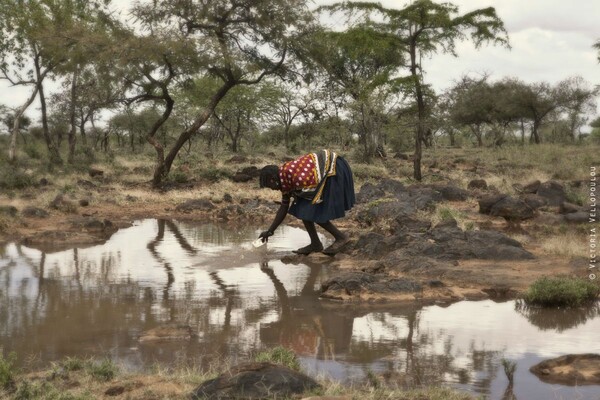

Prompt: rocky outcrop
[530,354,600,385]
[468,179,487,190]
[320,272,422,301]
[190,362,320,400]
[351,219,534,262]
[0,205,18,217]
[489,197,535,221]
[176,199,216,212]
[50,194,77,213]
[536,180,566,206]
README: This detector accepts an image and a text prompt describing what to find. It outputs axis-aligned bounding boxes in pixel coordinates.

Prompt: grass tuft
[523,276,600,307]
[0,352,17,391]
[254,347,301,371]
[86,359,117,382]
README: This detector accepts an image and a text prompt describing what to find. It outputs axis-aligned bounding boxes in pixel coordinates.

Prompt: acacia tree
[595,40,600,62]
[129,0,313,186]
[322,0,508,180]
[303,26,405,160]
[0,0,112,163]
[561,76,597,141]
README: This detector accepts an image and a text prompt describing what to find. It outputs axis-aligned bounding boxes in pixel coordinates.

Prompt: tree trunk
[148,96,175,187]
[520,119,525,144]
[159,81,234,185]
[33,56,61,164]
[531,120,541,144]
[68,66,79,164]
[409,40,424,181]
[8,86,40,162]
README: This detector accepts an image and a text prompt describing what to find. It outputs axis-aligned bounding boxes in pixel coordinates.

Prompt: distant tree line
[0,0,598,186]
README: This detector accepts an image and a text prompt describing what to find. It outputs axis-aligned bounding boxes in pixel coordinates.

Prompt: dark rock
[0,205,18,217]
[357,182,385,203]
[530,354,600,385]
[22,207,49,218]
[520,194,548,210]
[466,230,534,260]
[227,155,248,163]
[392,213,431,234]
[77,179,96,189]
[50,194,77,213]
[428,280,445,288]
[407,187,443,210]
[125,195,137,202]
[536,180,566,206]
[468,179,487,190]
[354,232,390,258]
[231,173,253,183]
[176,199,215,212]
[105,386,125,396]
[378,179,406,196]
[394,153,409,160]
[79,199,90,207]
[560,201,584,214]
[217,205,243,220]
[489,197,535,221]
[240,166,260,178]
[478,194,508,214]
[191,362,319,400]
[320,272,422,300]
[39,178,49,186]
[357,200,415,225]
[429,185,470,201]
[564,212,589,223]
[89,168,104,178]
[223,193,233,203]
[521,180,541,194]
[267,152,276,157]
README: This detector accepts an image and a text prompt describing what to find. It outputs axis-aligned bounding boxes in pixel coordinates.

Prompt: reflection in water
[0,219,599,400]
[515,300,600,332]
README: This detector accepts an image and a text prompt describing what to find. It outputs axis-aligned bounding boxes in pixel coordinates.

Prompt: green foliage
[523,276,600,307]
[59,357,85,372]
[169,170,189,184]
[13,380,93,400]
[86,359,117,382]
[0,352,16,390]
[0,167,34,190]
[198,167,232,183]
[255,347,301,371]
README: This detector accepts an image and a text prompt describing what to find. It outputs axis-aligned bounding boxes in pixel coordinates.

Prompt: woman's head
[259,165,281,190]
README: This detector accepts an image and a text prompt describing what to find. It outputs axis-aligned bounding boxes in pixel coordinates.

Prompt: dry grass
[540,232,588,258]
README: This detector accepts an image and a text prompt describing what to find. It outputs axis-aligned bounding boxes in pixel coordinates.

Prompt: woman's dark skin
[259,175,348,255]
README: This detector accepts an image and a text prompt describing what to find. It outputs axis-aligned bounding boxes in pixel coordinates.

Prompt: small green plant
[501,358,517,384]
[86,358,117,382]
[0,352,16,390]
[60,357,85,372]
[523,276,600,307]
[170,170,189,184]
[254,347,300,371]
[198,167,232,183]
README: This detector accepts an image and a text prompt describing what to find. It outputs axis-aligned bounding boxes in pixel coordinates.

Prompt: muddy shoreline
[0,175,591,304]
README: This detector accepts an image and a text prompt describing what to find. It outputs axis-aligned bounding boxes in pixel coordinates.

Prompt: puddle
[0,219,599,400]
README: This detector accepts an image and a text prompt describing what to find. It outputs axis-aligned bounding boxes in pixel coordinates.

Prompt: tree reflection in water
[1,220,599,400]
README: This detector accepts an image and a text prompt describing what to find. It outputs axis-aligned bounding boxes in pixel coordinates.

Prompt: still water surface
[0,219,599,400]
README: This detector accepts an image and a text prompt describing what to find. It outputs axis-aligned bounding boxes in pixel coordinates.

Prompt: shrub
[86,359,117,382]
[0,352,16,390]
[254,347,300,371]
[523,276,600,307]
[0,168,34,190]
[198,167,232,183]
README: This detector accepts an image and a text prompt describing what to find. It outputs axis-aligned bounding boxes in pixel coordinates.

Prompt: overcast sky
[1,0,599,122]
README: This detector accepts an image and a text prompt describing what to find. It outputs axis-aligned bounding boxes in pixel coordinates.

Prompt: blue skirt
[288,156,356,223]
